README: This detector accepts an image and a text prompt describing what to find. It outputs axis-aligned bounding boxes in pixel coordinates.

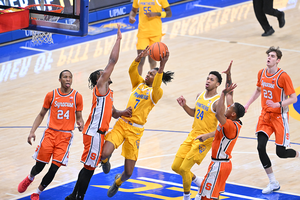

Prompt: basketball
[149,42,168,61]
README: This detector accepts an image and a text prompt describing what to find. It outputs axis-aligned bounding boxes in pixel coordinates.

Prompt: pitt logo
[54,101,74,108]
[261,80,275,89]
[199,144,206,153]
[196,102,209,111]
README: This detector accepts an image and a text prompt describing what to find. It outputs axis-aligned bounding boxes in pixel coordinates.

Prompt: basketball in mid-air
[149,42,169,61]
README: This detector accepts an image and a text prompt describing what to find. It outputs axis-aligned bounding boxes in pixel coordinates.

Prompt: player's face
[225,103,236,118]
[205,74,219,91]
[267,51,280,67]
[145,69,157,86]
[60,71,72,88]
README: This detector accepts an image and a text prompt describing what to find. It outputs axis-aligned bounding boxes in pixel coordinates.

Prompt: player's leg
[262,0,285,27]
[253,0,274,35]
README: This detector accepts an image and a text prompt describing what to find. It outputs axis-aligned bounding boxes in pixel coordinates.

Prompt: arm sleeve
[256,69,263,87]
[43,91,53,109]
[278,72,295,96]
[152,73,163,104]
[222,119,238,140]
[129,60,144,88]
[76,93,83,111]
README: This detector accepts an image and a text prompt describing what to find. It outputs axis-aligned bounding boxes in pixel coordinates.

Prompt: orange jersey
[83,87,113,136]
[43,88,83,131]
[211,119,242,160]
[257,68,295,113]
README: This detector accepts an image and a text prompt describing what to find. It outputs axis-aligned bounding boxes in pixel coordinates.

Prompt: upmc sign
[0,0,131,12]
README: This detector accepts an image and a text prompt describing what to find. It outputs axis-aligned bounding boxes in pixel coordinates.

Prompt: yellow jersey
[123,60,163,125]
[133,0,170,38]
[190,91,220,138]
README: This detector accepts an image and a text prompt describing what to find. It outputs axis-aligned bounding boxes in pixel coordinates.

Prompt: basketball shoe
[107,174,121,197]
[100,155,111,174]
[30,193,39,200]
[262,181,280,194]
[18,176,34,193]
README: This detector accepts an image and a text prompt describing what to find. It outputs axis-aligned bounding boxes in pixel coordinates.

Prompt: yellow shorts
[136,35,162,50]
[105,118,144,161]
[176,133,213,165]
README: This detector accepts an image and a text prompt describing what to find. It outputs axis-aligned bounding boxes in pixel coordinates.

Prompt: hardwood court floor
[1,1,300,199]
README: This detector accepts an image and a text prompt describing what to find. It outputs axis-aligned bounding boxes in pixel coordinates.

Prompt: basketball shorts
[32,128,73,166]
[136,35,162,50]
[199,160,232,199]
[80,133,105,168]
[256,111,290,147]
[175,134,213,165]
[105,118,144,161]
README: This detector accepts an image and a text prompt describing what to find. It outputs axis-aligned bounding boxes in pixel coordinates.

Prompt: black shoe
[278,11,285,28]
[262,27,275,37]
[65,194,77,200]
[107,174,121,197]
[100,155,111,174]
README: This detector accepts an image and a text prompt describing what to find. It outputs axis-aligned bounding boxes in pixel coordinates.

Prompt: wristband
[161,11,166,18]
[279,101,282,107]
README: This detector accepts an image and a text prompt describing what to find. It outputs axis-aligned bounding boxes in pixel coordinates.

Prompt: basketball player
[244,46,299,194]
[18,70,84,200]
[100,46,174,198]
[194,64,245,200]
[65,25,132,200]
[171,68,223,200]
[129,0,172,75]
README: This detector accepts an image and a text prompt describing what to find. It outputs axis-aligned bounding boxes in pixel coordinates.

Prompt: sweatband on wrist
[161,11,166,18]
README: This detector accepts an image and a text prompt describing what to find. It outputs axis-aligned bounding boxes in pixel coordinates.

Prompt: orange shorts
[33,128,73,166]
[81,133,105,168]
[199,160,232,199]
[256,111,290,146]
[136,35,162,50]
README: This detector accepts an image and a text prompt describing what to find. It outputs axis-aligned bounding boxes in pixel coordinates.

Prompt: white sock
[35,188,42,195]
[267,173,276,183]
[183,193,190,200]
[192,176,203,187]
[28,175,34,181]
[297,151,300,158]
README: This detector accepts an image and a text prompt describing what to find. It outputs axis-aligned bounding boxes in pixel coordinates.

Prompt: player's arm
[177,95,195,117]
[97,24,122,95]
[145,6,172,18]
[112,105,132,119]
[28,107,48,145]
[216,84,237,125]
[223,60,234,106]
[195,131,216,142]
[75,111,84,132]
[129,7,138,24]
[129,46,149,88]
[244,87,261,112]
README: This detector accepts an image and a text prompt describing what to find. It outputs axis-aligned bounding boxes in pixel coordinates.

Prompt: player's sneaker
[30,193,39,200]
[18,176,34,193]
[65,193,77,200]
[262,181,280,194]
[107,174,121,197]
[100,155,111,174]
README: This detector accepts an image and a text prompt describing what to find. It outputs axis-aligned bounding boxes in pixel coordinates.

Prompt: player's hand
[177,96,186,107]
[145,12,158,18]
[27,132,36,145]
[195,134,209,142]
[135,46,149,62]
[222,60,233,75]
[244,104,249,113]
[77,121,84,132]
[266,99,279,108]
[222,83,237,95]
[122,106,132,118]
[117,24,122,40]
[160,50,169,65]
[129,16,136,24]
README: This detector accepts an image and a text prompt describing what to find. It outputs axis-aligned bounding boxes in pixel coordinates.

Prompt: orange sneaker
[18,176,34,193]
[30,193,40,200]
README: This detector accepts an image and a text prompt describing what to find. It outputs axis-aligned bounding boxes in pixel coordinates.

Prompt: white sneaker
[262,181,280,194]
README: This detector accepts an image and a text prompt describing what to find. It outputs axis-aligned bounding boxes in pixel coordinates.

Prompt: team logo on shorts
[199,144,206,153]
[136,140,140,149]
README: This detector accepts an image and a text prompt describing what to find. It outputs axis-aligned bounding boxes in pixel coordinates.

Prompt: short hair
[209,71,222,84]
[88,69,102,89]
[153,68,174,85]
[233,102,245,119]
[266,46,282,59]
[59,70,72,79]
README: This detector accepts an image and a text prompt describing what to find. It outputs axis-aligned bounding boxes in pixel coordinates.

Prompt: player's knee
[171,163,180,174]
[31,161,46,175]
[276,147,287,158]
[179,166,188,176]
